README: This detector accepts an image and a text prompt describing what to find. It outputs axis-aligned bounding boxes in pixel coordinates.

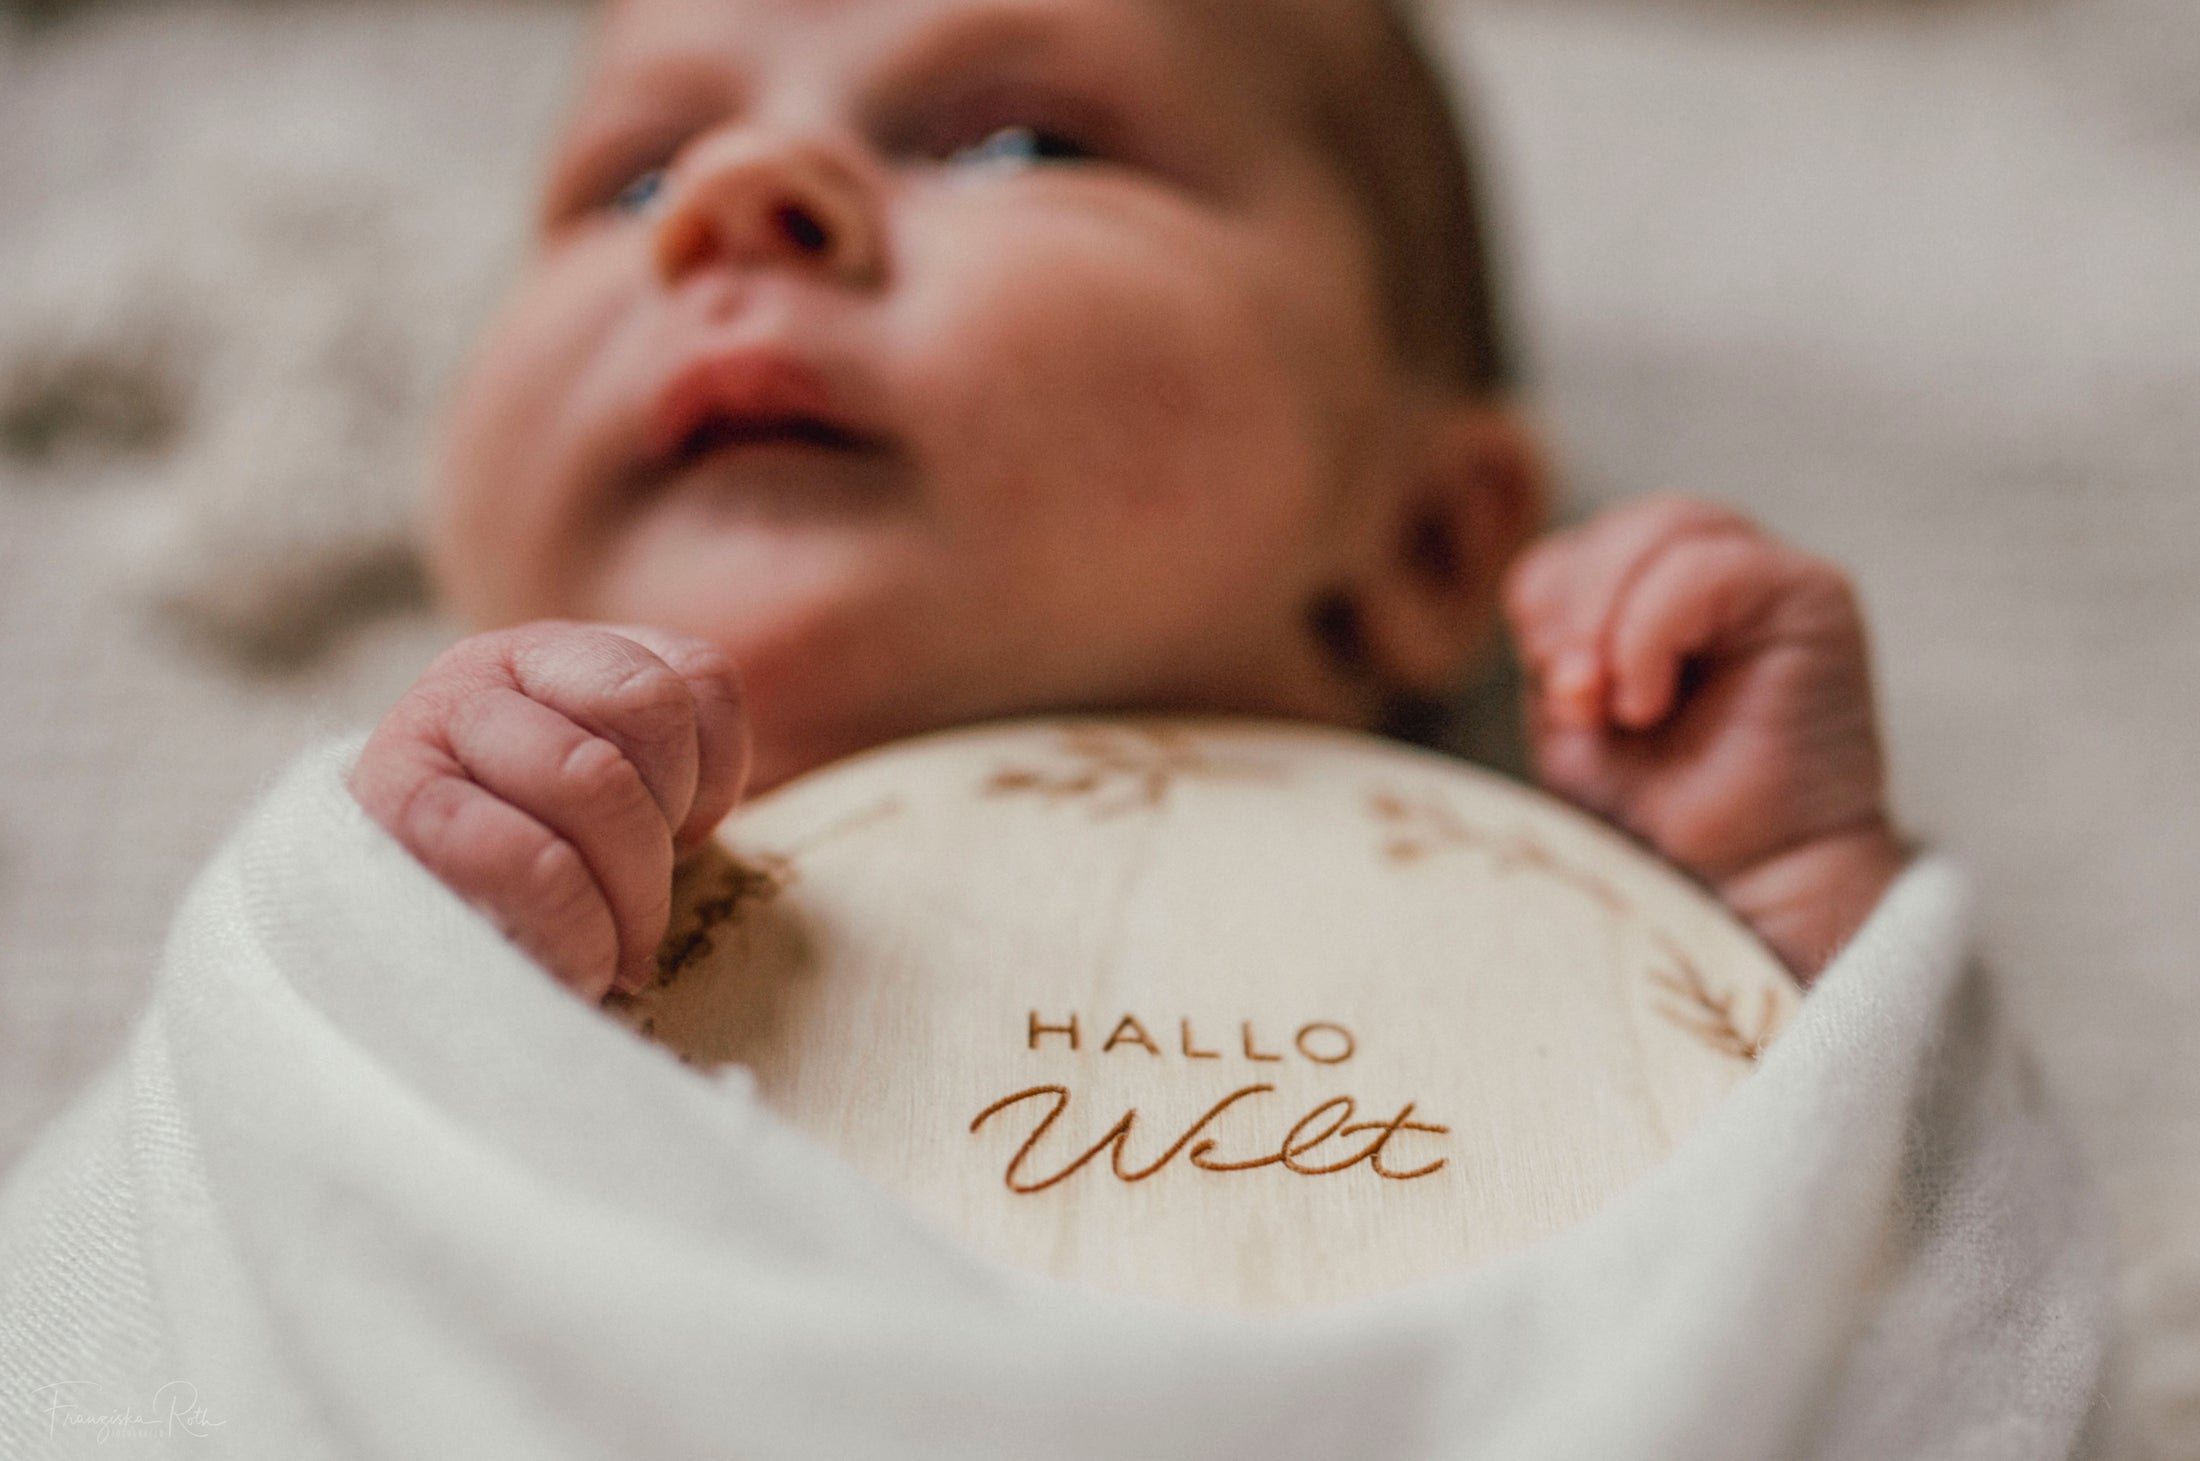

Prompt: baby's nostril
[776,204,831,255]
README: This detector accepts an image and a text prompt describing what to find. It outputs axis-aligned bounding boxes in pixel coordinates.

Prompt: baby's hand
[1503,496,1907,980]
[348,624,749,1001]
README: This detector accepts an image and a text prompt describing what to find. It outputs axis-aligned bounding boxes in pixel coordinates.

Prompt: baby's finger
[1503,536,1611,727]
[1506,497,1757,725]
[1605,534,1790,729]
[443,684,676,993]
[1504,497,1742,637]
[1500,533,1590,666]
[502,626,706,838]
[371,763,623,999]
[593,626,749,851]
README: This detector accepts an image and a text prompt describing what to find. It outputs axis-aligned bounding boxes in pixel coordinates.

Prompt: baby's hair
[1315,0,1515,396]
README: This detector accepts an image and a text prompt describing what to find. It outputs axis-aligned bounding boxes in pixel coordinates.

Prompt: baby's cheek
[903,241,1333,539]
[433,249,647,627]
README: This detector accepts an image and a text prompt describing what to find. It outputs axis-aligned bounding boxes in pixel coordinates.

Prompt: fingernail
[1549,652,1601,725]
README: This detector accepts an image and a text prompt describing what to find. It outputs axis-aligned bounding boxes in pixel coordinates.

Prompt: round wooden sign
[610,718,1799,1313]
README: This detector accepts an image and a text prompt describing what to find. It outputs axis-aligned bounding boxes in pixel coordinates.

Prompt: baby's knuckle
[419,635,498,683]
[557,734,656,819]
[521,836,602,925]
[427,628,541,692]
[388,773,473,856]
[653,636,740,690]
[439,678,517,747]
[596,658,697,743]
[497,621,586,659]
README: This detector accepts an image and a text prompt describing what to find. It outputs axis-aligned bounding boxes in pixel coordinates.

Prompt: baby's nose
[653,132,885,291]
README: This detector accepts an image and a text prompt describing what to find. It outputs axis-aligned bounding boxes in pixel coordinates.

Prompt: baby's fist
[1504,496,1905,977]
[349,624,749,1001]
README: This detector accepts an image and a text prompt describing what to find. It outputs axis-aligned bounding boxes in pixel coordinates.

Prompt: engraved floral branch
[1647,938,1783,1063]
[1369,785,1784,1062]
[1365,786,1627,916]
[985,724,1279,818]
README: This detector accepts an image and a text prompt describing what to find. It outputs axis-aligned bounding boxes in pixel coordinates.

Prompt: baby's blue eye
[948,126,1094,170]
[612,167,669,216]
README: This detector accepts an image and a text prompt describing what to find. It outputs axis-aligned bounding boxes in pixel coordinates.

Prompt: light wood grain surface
[614,719,1798,1312]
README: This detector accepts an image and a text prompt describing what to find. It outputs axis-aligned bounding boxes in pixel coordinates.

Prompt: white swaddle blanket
[0,738,2108,1459]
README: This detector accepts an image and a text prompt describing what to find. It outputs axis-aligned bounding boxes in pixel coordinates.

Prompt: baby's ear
[1352,402,1547,696]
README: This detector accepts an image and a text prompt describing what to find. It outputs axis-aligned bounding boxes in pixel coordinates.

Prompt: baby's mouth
[640,348,904,510]
[669,412,883,465]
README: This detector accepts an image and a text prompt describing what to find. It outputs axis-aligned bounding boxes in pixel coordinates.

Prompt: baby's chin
[571,534,975,792]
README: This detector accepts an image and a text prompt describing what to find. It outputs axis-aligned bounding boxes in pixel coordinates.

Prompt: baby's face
[432,0,1427,790]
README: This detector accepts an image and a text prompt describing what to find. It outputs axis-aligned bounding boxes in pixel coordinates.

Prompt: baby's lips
[645,347,881,464]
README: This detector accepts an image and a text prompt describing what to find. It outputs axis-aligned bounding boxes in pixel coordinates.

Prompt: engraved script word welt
[970,1084,1450,1193]
[970,1013,1450,1192]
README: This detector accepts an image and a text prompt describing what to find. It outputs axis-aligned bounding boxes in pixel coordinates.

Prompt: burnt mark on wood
[645,850,791,993]
[623,795,904,1006]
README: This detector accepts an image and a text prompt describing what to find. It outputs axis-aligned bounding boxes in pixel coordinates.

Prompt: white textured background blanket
[1,0,2195,1454]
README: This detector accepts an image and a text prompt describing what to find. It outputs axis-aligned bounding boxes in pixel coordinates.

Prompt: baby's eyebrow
[852,0,1223,152]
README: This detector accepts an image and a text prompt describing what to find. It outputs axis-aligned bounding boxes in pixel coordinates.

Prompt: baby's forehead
[591,0,1383,124]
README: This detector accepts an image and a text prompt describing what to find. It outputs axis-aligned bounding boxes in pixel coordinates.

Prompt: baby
[349,0,1907,1003]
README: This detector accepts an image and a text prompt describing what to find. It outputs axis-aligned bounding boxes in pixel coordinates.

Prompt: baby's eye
[611,167,670,216]
[946,126,1096,171]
